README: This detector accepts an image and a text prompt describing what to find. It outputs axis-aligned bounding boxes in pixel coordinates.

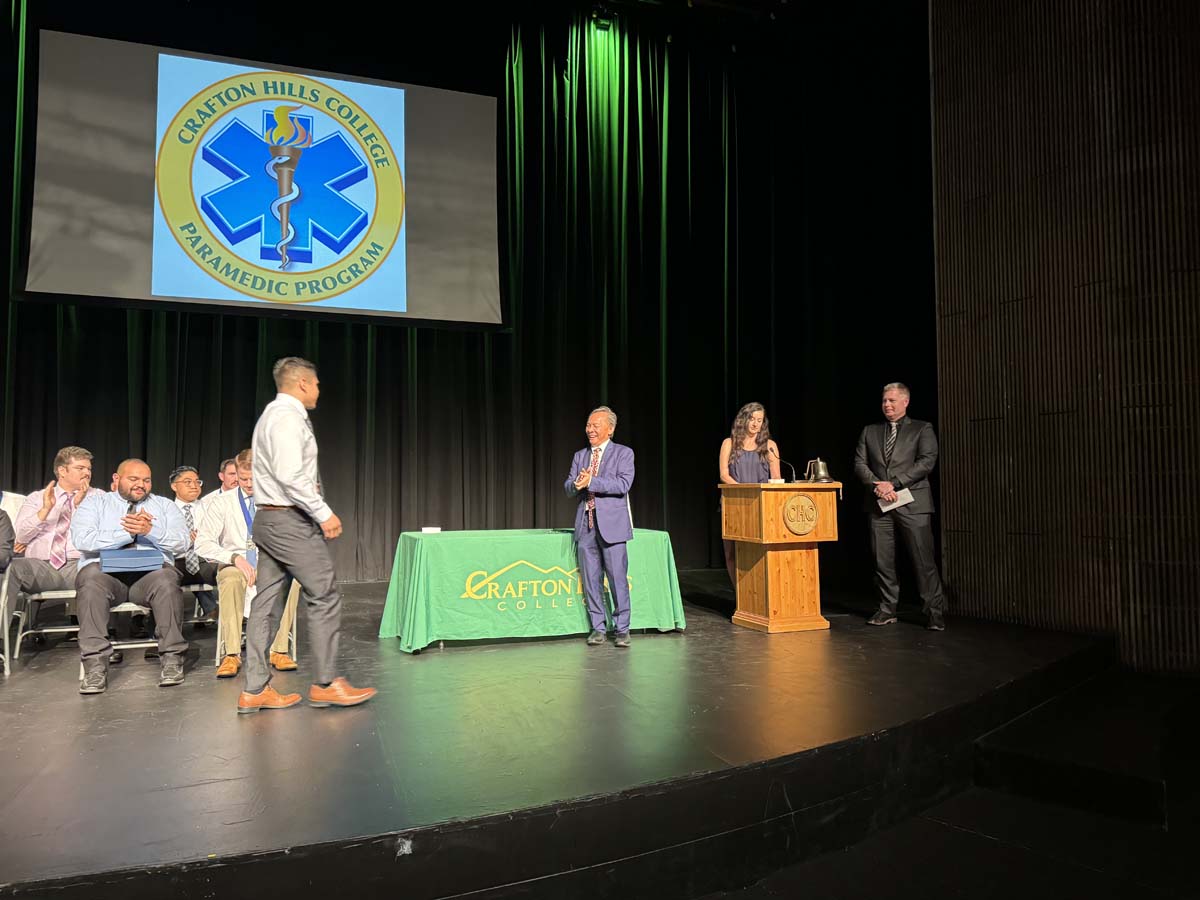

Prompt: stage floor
[0,576,1101,891]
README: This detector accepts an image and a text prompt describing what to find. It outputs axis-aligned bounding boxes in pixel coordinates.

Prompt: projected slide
[153,55,406,312]
[24,31,501,325]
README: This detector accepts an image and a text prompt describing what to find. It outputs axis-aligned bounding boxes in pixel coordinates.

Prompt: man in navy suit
[564,406,636,647]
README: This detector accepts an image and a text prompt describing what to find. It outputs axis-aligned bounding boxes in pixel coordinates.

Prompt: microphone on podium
[769,448,799,483]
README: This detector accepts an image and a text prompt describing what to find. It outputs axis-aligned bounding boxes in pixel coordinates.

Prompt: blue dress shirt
[71,491,190,571]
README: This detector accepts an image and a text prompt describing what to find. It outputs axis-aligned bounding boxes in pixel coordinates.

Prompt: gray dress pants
[245,508,340,693]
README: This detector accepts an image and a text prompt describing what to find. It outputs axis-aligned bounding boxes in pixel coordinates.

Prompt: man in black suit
[853,382,947,631]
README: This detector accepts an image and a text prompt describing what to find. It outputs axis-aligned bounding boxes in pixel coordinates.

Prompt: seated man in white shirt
[169,466,219,610]
[199,458,238,515]
[195,449,299,678]
[160,468,219,643]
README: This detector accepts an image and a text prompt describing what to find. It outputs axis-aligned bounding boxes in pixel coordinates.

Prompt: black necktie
[125,501,138,548]
[884,422,898,466]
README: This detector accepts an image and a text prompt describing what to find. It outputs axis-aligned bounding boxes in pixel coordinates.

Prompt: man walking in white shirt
[237,357,375,713]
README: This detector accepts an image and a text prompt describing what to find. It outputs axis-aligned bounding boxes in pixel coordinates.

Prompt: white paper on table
[877,488,915,513]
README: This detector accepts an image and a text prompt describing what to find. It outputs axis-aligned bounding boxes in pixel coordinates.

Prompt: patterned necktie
[884,421,898,466]
[585,447,601,530]
[49,494,74,570]
[183,504,200,574]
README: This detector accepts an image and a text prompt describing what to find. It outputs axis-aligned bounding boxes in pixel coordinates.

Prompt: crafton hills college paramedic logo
[157,72,404,303]
[461,561,633,612]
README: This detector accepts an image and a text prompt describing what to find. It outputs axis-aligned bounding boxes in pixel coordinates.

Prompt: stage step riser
[974,744,1167,828]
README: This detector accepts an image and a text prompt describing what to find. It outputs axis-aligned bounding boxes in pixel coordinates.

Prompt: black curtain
[2,1,936,588]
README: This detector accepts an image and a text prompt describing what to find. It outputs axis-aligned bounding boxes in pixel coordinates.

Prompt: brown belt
[257,504,296,511]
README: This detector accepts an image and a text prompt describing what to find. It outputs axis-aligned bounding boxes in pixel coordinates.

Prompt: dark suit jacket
[853,417,938,515]
[0,509,13,571]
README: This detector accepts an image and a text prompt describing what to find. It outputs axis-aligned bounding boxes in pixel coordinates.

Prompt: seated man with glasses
[195,449,300,678]
[169,466,219,594]
[9,446,104,595]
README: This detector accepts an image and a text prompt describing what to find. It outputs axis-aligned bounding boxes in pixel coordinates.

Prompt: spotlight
[592,3,614,30]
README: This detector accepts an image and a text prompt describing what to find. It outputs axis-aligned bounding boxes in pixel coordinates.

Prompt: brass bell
[804,458,833,482]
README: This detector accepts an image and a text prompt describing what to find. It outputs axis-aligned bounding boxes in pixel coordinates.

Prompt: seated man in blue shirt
[71,458,190,694]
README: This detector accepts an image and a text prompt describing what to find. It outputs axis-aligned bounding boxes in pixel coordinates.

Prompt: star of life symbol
[200,106,369,269]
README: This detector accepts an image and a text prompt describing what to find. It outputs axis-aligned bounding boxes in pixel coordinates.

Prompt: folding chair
[12,586,80,662]
[1,570,17,676]
[14,580,216,674]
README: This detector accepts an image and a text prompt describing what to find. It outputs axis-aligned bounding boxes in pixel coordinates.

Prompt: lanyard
[237,489,254,534]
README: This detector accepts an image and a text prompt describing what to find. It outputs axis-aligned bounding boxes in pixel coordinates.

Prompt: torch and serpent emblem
[264,105,312,269]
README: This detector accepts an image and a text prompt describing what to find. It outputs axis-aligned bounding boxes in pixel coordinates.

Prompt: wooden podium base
[733,542,831,633]
[731,610,830,633]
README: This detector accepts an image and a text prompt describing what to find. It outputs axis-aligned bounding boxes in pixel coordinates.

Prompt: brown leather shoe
[309,677,377,708]
[270,651,297,671]
[216,655,241,678]
[237,684,303,714]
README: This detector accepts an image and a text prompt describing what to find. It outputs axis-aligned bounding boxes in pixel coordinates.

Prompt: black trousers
[75,563,186,663]
[868,509,946,615]
[175,557,219,613]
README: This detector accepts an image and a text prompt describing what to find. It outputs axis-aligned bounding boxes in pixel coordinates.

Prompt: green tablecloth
[379,528,687,652]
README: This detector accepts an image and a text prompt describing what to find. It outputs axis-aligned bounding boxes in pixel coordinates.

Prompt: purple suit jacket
[564,442,635,544]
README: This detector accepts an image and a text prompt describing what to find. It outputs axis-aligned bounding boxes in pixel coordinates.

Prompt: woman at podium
[718,402,781,585]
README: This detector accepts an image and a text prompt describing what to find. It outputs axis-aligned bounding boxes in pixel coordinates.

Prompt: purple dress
[729,447,771,483]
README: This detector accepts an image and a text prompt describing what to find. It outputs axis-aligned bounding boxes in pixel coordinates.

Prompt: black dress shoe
[867,611,898,626]
[109,649,124,664]
[927,611,946,631]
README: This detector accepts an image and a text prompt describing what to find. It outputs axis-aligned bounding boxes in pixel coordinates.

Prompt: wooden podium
[719,482,842,633]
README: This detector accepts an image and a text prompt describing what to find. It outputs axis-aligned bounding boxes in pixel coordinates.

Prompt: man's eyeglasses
[175,479,203,488]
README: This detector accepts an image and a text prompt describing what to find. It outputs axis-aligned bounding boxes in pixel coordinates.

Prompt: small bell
[804,458,833,482]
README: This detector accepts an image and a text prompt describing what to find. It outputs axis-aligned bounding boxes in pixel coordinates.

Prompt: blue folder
[99,548,163,574]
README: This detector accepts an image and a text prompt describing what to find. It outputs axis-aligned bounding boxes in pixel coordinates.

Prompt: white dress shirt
[195,488,255,565]
[590,439,610,469]
[252,392,332,523]
[199,486,234,517]
[174,496,205,547]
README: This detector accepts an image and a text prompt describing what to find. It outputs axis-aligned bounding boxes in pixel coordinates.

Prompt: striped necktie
[585,448,601,529]
[884,421,898,465]
[49,494,74,570]
[182,504,200,574]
